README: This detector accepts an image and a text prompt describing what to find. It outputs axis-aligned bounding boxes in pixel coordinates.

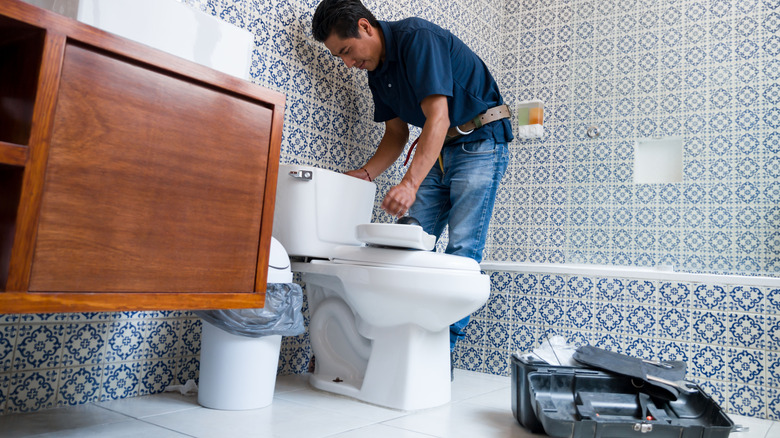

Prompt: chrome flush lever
[288,170,312,180]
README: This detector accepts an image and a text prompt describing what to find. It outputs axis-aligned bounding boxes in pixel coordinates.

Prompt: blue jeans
[409,138,509,350]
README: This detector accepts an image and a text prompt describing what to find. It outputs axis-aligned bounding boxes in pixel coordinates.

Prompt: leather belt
[402,104,512,167]
[445,104,511,143]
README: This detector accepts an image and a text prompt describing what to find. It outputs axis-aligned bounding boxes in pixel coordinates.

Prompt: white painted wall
[22,0,253,80]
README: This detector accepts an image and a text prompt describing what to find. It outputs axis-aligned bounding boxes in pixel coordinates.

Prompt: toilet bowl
[273,165,490,410]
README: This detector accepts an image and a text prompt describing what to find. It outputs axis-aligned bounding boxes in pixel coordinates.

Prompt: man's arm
[381,94,449,217]
[346,117,409,181]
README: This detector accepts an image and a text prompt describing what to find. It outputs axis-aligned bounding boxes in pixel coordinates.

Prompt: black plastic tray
[511,354,734,438]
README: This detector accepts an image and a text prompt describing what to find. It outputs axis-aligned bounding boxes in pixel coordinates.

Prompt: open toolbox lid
[511,353,736,438]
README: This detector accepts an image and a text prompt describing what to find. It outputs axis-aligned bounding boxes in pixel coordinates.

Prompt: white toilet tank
[273,164,376,258]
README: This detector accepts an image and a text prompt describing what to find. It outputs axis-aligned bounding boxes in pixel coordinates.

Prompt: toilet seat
[330,245,481,271]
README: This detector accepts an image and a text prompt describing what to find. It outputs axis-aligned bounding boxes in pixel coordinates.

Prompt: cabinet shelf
[0,140,27,166]
[0,13,44,147]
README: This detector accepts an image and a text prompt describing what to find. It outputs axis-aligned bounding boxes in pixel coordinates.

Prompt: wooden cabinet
[0,0,284,313]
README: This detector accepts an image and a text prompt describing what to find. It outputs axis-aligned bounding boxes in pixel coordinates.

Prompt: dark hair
[311,0,379,42]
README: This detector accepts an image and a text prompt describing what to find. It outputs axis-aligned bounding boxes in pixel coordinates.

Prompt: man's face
[323,18,382,71]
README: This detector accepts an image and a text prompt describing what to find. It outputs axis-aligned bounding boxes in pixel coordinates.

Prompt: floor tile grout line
[135,417,199,438]
[91,397,202,420]
[375,422,445,438]
[0,404,136,438]
[271,392,414,423]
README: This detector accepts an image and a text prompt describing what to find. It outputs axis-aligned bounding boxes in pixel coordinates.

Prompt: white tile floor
[0,370,777,438]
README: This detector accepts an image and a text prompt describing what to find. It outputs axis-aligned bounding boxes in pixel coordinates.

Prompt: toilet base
[310,325,451,411]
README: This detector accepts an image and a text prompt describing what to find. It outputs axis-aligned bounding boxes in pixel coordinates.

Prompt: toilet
[272,164,490,410]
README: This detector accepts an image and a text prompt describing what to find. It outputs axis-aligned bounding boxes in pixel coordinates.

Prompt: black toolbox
[510,353,735,438]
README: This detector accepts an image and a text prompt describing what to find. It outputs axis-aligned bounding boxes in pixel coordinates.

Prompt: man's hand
[381,180,417,217]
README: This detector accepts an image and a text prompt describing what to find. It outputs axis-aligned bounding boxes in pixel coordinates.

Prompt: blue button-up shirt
[368,18,513,145]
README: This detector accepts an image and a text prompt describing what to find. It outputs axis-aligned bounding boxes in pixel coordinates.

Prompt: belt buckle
[455,125,474,136]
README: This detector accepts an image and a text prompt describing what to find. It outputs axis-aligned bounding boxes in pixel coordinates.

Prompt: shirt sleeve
[403,29,453,104]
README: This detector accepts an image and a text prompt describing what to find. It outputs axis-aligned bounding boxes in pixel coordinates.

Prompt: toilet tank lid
[356,223,435,251]
[331,246,481,272]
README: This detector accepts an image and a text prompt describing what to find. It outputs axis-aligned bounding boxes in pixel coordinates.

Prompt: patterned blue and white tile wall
[0,311,201,414]
[491,0,779,274]
[2,0,779,421]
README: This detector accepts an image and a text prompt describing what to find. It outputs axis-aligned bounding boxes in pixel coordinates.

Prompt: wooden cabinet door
[28,43,271,294]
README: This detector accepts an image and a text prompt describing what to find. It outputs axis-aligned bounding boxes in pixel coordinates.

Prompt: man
[312,0,512,356]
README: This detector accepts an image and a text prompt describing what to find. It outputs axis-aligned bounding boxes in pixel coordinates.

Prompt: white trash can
[197,238,292,410]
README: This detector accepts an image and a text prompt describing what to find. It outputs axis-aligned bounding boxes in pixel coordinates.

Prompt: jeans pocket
[459,139,496,155]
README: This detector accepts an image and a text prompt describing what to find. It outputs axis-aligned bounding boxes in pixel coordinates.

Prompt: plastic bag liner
[195,283,304,337]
